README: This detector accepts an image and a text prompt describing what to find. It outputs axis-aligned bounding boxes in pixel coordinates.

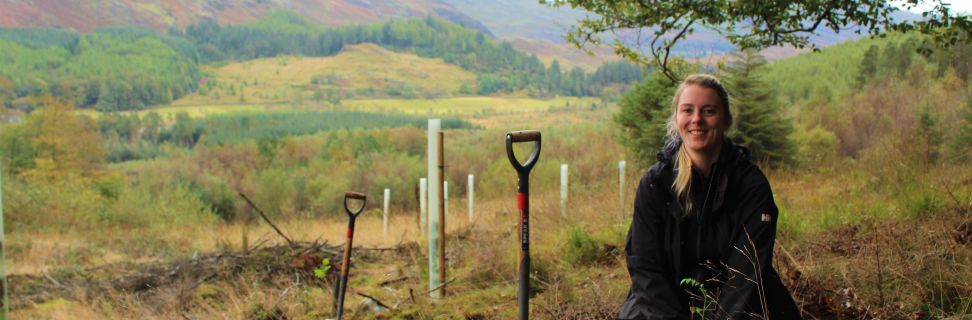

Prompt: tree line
[0,11,646,112]
[617,32,972,170]
[177,11,645,96]
[0,95,624,229]
[0,27,201,112]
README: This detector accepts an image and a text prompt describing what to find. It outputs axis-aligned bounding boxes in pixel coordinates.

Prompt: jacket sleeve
[619,171,689,320]
[712,170,779,319]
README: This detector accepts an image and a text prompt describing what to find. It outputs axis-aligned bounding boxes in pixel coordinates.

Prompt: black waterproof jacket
[618,139,801,320]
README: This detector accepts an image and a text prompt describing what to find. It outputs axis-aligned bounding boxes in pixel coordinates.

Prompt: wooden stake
[0,162,8,320]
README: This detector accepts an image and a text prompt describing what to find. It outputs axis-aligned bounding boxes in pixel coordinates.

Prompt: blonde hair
[665,74,731,212]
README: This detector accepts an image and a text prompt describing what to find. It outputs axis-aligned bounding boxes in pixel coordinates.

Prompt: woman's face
[675,84,729,156]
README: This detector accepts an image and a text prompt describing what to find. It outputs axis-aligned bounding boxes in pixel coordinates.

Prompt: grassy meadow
[174,43,477,105]
[74,96,606,131]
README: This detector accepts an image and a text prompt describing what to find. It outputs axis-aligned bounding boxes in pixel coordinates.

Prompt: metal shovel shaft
[517,177,530,320]
[335,217,356,320]
[506,130,540,320]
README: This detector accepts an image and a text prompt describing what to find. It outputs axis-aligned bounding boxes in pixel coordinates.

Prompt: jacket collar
[656,136,750,169]
[657,137,751,217]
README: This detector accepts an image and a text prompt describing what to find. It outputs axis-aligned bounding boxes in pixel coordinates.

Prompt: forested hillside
[178,12,641,96]
[0,0,482,32]
[0,12,645,112]
[0,27,201,111]
[0,0,872,67]
[759,32,972,160]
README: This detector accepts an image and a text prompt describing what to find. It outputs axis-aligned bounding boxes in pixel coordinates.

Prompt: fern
[313,257,331,279]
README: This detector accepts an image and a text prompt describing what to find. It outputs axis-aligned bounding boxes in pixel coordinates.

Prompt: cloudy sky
[899,0,972,15]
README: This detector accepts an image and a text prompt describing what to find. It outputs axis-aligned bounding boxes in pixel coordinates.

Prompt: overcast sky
[899,0,971,15]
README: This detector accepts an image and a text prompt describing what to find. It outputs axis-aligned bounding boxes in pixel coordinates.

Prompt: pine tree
[142,111,161,143]
[952,94,972,161]
[916,110,943,164]
[721,50,796,165]
[613,72,677,166]
[857,45,879,88]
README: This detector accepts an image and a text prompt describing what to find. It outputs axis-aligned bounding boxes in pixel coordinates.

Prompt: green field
[75,104,269,120]
[77,96,603,120]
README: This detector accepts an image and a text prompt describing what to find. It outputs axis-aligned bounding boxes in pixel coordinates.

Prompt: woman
[618,74,800,319]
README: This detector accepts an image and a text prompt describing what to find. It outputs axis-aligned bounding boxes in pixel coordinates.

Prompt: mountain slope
[0,0,490,34]
[0,0,892,67]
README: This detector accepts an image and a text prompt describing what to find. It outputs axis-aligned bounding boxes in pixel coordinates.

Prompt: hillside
[0,0,488,33]
[0,0,883,67]
[757,32,928,104]
[175,43,477,105]
[0,16,647,112]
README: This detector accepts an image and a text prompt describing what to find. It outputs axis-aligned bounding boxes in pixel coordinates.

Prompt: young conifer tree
[952,94,972,162]
[857,45,880,88]
[613,72,676,166]
[721,50,796,166]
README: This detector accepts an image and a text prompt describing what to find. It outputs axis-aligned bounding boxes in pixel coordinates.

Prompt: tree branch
[647,14,695,83]
[238,192,294,246]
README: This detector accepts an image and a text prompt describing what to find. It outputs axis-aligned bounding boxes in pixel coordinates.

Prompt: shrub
[563,225,600,265]
[792,125,838,169]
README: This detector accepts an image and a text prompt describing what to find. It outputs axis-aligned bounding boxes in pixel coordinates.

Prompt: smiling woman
[618,74,800,319]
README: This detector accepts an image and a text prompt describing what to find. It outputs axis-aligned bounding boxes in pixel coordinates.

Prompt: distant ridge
[0,0,917,65]
[0,0,488,34]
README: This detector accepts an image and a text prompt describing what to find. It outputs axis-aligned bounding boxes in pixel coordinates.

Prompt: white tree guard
[427,119,442,298]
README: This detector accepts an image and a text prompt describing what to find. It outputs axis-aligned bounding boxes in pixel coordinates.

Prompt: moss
[36,298,77,311]
[194,283,221,300]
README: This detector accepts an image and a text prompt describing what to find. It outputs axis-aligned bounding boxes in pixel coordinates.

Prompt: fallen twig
[425,277,456,294]
[238,192,294,245]
[355,291,393,310]
[378,276,409,286]
[44,273,62,287]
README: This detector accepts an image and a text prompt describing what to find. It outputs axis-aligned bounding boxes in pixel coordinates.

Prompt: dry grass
[339,96,601,115]
[72,96,607,131]
[174,43,476,105]
[8,148,972,318]
[73,104,270,120]
[7,172,636,318]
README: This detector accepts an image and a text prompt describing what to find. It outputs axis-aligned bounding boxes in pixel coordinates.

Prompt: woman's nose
[690,111,703,123]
